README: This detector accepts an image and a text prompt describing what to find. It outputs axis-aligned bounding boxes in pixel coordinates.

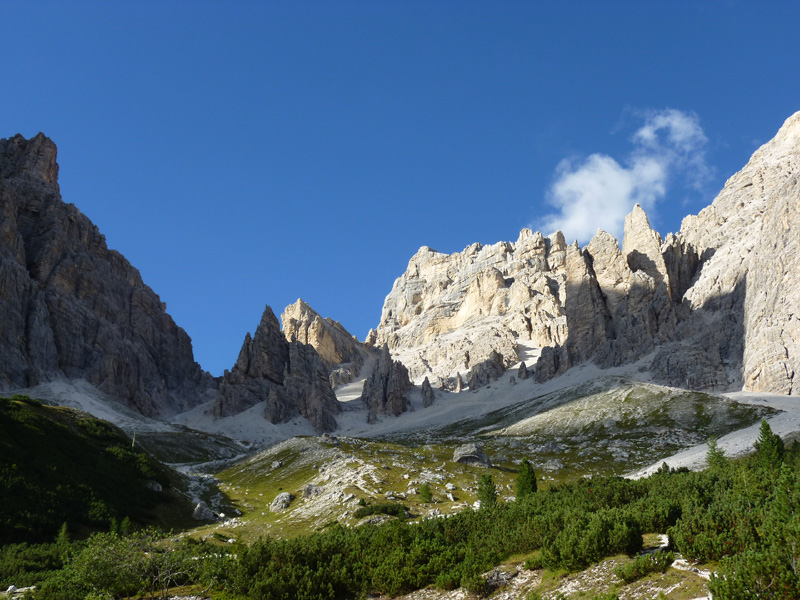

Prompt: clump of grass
[524,551,543,570]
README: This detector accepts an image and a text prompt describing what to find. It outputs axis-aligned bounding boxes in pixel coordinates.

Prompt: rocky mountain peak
[233,305,288,384]
[3,111,799,438]
[372,113,799,397]
[0,134,346,431]
[281,298,371,390]
[218,303,342,431]
[282,299,363,365]
[622,203,671,297]
[0,133,59,186]
[0,133,210,417]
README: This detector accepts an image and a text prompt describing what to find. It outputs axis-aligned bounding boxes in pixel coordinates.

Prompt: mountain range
[1,111,798,441]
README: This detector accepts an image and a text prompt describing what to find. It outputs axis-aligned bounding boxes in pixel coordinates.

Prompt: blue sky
[2,2,798,376]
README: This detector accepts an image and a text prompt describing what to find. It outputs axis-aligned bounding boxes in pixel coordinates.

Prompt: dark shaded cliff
[0,134,212,416]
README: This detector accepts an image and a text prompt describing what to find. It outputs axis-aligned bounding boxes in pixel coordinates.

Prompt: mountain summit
[1,113,797,435]
[0,133,341,430]
[0,133,210,416]
[372,112,800,398]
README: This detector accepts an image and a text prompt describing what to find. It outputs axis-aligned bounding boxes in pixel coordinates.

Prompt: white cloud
[536,109,710,244]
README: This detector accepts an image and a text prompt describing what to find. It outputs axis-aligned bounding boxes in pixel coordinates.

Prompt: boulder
[485,568,516,593]
[453,443,492,467]
[192,502,215,521]
[270,492,295,512]
[302,484,323,499]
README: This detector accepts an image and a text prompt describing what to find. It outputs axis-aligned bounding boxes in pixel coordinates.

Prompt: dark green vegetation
[351,502,407,520]
[1,527,223,599]
[516,457,538,499]
[477,473,498,509]
[418,482,433,503]
[3,408,799,599]
[0,395,193,545]
[614,549,675,583]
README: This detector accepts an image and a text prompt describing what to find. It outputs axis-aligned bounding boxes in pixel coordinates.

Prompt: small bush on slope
[352,502,407,520]
[614,549,675,583]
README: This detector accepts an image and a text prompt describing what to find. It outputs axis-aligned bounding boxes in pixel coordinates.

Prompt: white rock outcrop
[373,111,800,396]
[372,232,570,382]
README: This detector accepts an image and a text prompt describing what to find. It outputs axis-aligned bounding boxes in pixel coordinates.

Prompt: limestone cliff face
[373,232,569,383]
[374,112,800,396]
[281,299,370,389]
[675,111,800,395]
[360,345,412,423]
[216,305,342,431]
[0,133,346,430]
[0,133,212,416]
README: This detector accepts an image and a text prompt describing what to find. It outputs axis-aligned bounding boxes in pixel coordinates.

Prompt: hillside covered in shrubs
[0,395,193,545]
[1,411,798,599]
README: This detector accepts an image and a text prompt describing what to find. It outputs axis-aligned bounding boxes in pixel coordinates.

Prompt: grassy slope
[191,382,774,543]
[0,396,195,544]
[192,435,520,541]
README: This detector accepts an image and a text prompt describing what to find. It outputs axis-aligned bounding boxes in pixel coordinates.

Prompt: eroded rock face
[217,305,341,431]
[361,346,412,422]
[372,112,800,396]
[466,350,506,390]
[372,233,568,382]
[284,342,342,433]
[281,299,369,388]
[369,222,613,385]
[0,133,212,416]
[421,376,435,407]
[674,111,800,395]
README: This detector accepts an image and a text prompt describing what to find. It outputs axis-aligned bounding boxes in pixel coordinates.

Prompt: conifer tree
[706,437,727,470]
[754,419,784,468]
[516,458,538,499]
[419,483,432,503]
[477,474,497,509]
[55,522,71,561]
